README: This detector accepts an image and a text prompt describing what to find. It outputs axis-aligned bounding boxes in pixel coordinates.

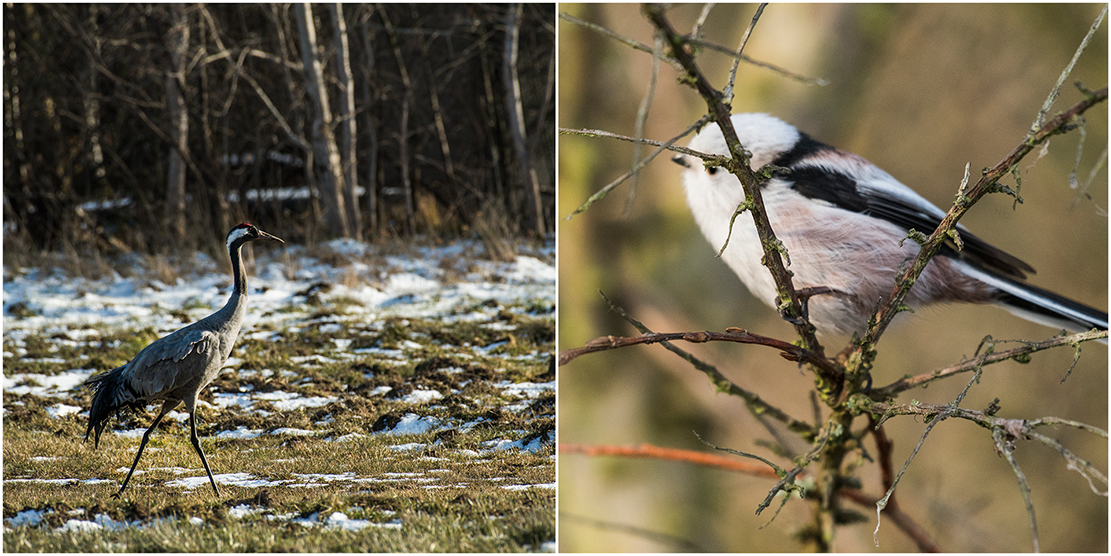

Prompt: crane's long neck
[218,239,250,331]
[230,241,249,296]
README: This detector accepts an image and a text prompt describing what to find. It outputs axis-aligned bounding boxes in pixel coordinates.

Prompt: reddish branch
[561,442,942,552]
[560,442,781,478]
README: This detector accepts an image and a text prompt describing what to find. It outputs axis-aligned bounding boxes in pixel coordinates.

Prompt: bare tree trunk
[165,3,190,241]
[400,93,414,234]
[503,3,543,236]
[380,9,415,234]
[294,3,350,238]
[426,63,456,183]
[329,4,361,238]
[480,50,506,204]
[531,36,556,157]
[359,21,379,234]
[196,15,228,238]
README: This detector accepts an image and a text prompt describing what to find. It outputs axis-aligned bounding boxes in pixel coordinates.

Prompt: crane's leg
[113,401,179,499]
[188,411,222,497]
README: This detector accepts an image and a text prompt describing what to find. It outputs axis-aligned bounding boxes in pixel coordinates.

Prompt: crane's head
[227,223,285,252]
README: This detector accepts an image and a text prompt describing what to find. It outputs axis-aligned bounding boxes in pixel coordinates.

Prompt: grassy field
[3,239,555,552]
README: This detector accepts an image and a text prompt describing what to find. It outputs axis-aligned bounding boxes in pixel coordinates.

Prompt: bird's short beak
[672,154,689,168]
[259,229,286,244]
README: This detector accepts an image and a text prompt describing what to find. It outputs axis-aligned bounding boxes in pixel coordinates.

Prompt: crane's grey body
[85,223,283,498]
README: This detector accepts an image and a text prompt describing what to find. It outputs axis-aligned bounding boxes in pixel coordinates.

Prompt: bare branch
[560,442,780,477]
[643,4,827,365]
[1032,4,1106,130]
[559,9,825,86]
[563,117,710,218]
[994,427,1039,551]
[872,316,1107,397]
[722,3,766,103]
[561,326,839,382]
[575,292,822,437]
[858,87,1108,350]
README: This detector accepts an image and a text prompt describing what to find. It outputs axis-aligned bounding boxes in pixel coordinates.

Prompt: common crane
[85,223,284,498]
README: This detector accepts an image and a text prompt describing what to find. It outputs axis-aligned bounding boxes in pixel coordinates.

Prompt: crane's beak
[258,229,286,244]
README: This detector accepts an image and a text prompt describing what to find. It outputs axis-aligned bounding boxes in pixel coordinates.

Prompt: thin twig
[872,329,1106,397]
[559,443,779,477]
[691,3,714,41]
[558,10,826,86]
[560,327,840,381]
[626,32,664,215]
[688,37,828,86]
[558,126,707,158]
[1024,428,1110,496]
[563,117,710,219]
[1032,4,1106,130]
[723,3,767,103]
[994,427,1040,551]
[591,292,821,437]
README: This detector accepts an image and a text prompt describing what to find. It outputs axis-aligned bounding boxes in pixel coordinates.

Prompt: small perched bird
[672,113,1107,338]
[85,223,284,498]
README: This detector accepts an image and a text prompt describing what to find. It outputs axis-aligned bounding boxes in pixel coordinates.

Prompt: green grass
[4,293,555,552]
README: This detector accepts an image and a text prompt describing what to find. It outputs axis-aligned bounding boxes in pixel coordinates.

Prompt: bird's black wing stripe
[867,194,1034,278]
[775,139,1034,279]
[770,133,831,169]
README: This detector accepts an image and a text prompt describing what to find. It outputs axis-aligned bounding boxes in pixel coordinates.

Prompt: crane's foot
[110,491,122,500]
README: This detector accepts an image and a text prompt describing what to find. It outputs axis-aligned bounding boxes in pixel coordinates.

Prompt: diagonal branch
[563,117,710,218]
[858,87,1108,350]
[642,4,829,376]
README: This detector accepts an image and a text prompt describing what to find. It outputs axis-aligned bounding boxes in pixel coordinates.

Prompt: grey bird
[84,222,284,498]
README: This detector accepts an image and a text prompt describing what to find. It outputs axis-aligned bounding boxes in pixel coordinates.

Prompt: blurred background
[558,3,1107,552]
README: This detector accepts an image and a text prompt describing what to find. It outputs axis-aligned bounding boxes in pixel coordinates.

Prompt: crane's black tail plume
[84,365,140,448]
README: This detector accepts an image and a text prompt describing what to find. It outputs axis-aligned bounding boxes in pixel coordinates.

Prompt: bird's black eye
[707,167,719,176]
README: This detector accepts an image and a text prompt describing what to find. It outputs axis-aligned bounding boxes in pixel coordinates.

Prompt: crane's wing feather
[124,327,222,399]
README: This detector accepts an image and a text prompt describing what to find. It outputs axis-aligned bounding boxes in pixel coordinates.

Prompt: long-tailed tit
[672,113,1108,338]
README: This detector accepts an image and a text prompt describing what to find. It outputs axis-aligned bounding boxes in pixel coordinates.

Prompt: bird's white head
[673,114,803,232]
[226,223,285,252]
[685,113,801,170]
[226,223,257,252]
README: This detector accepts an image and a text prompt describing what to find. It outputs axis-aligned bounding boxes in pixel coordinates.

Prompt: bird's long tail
[963,265,1108,339]
[84,365,138,448]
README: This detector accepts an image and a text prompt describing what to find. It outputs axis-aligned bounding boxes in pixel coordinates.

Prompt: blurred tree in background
[3,4,554,255]
[558,3,1106,552]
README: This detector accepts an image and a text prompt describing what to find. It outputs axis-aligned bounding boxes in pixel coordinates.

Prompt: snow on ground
[3,237,553,340]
